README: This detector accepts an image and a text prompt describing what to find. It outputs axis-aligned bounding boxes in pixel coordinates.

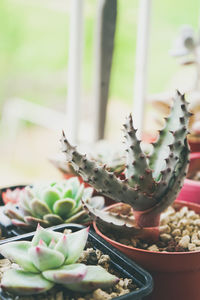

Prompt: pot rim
[93,200,200,256]
[185,152,200,186]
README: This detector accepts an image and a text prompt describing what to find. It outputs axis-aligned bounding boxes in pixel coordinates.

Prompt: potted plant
[0,224,153,299]
[177,152,200,204]
[2,178,104,232]
[61,90,200,300]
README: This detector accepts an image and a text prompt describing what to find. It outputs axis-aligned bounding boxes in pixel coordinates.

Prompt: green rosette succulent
[5,178,104,229]
[0,226,118,295]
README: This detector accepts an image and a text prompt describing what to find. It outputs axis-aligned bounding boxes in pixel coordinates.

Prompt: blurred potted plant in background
[170,25,200,152]
[150,25,200,151]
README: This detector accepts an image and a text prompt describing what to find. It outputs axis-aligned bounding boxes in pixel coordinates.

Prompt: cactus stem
[181,104,186,110]
[128,131,134,136]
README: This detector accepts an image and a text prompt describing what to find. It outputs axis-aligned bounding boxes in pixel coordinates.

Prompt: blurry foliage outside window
[0,0,199,114]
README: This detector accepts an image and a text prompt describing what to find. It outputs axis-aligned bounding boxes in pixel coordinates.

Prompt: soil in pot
[100,204,200,253]
[94,201,200,300]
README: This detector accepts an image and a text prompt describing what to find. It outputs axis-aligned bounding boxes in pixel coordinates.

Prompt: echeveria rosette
[5,178,105,229]
[0,226,119,296]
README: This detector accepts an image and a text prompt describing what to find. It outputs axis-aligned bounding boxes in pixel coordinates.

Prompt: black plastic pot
[0,223,153,300]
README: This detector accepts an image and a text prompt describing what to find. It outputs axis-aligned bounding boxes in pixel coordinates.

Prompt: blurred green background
[0,0,199,185]
[0,0,199,111]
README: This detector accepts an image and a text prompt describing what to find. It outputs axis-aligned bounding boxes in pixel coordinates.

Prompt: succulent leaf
[64,210,87,223]
[5,204,25,221]
[53,198,75,218]
[65,266,119,292]
[74,184,84,203]
[42,188,60,211]
[1,269,54,295]
[30,198,51,218]
[54,234,68,257]
[43,213,63,225]
[149,91,188,180]
[65,227,89,265]
[24,216,49,228]
[28,245,65,271]
[123,114,156,193]
[12,219,31,228]
[87,196,105,209]
[42,264,87,284]
[63,188,73,199]
[31,225,62,246]
[83,201,140,235]
[0,241,39,273]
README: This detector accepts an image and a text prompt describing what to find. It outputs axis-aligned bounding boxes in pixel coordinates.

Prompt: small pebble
[179,235,190,248]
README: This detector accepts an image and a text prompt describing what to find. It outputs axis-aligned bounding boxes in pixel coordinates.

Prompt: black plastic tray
[0,223,153,300]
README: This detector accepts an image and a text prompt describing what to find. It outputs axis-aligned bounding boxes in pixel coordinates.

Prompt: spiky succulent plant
[0,226,118,295]
[61,91,191,238]
[4,178,104,230]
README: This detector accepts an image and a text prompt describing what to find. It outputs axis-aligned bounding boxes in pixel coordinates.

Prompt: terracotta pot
[188,138,200,153]
[177,152,200,204]
[93,200,200,300]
